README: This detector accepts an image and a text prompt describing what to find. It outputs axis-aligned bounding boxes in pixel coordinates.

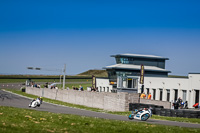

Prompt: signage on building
[92,75,96,88]
[140,64,144,84]
[110,81,117,85]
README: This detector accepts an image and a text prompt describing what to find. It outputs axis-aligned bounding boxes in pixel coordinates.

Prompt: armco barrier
[129,103,164,115]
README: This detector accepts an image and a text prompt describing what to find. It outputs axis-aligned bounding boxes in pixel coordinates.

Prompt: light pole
[63,64,66,89]
[60,75,62,84]
[27,65,66,89]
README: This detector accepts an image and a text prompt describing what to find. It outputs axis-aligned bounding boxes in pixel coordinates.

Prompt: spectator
[148,93,152,100]
[180,101,184,109]
[91,87,96,92]
[193,103,199,108]
[78,85,83,91]
[37,84,41,88]
[72,86,75,90]
[173,100,179,109]
[177,97,183,108]
[140,93,146,99]
[45,82,48,88]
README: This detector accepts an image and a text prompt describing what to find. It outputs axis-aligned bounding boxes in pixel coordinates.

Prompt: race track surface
[0,90,200,128]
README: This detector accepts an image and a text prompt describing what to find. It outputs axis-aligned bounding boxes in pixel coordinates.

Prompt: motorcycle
[29,98,41,108]
[128,108,152,121]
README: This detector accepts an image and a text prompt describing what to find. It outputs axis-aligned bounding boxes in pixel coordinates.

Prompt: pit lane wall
[140,98,171,109]
[26,87,140,111]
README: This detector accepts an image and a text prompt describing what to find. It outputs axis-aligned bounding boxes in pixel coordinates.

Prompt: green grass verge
[0,79,92,83]
[0,106,199,133]
[5,89,200,124]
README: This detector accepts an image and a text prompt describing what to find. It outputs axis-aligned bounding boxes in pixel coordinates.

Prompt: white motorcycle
[29,98,41,108]
[128,108,152,121]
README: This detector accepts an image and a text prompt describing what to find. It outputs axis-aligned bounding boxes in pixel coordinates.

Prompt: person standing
[79,85,83,91]
[148,93,152,100]
[140,93,146,99]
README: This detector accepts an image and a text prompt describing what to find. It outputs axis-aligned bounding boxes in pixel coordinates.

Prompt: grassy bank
[0,106,199,133]
[5,89,200,124]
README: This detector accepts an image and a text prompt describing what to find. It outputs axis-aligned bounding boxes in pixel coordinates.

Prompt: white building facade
[96,53,200,108]
[96,73,200,108]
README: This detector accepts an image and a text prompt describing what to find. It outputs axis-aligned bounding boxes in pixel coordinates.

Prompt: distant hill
[78,70,108,77]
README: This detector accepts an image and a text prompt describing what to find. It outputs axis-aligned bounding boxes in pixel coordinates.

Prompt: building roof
[103,64,171,73]
[111,53,169,60]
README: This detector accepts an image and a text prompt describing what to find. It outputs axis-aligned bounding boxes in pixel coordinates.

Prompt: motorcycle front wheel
[141,114,150,121]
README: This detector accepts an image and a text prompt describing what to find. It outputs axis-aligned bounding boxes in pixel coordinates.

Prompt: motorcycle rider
[40,97,43,104]
[29,98,36,107]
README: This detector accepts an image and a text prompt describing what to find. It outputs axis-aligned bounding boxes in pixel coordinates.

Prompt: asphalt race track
[0,90,200,128]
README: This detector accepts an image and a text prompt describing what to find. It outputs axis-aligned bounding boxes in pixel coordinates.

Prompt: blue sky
[0,0,200,76]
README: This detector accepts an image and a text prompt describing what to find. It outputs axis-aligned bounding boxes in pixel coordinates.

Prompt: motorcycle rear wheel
[128,114,134,120]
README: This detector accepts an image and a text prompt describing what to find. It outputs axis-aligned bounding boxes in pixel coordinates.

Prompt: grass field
[0,75,93,79]
[0,106,199,133]
[0,78,92,83]
[5,89,200,124]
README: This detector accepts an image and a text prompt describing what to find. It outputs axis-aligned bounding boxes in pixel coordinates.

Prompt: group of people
[91,87,98,92]
[140,92,152,100]
[72,85,84,91]
[30,81,40,88]
[173,97,188,109]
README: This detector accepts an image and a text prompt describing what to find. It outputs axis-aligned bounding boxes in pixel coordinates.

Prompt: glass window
[182,90,187,102]
[146,88,149,94]
[107,87,109,92]
[167,89,170,102]
[159,89,163,101]
[117,76,138,89]
[174,89,178,101]
[153,89,156,100]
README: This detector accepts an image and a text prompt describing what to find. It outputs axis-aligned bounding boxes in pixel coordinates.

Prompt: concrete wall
[140,98,171,109]
[26,87,129,111]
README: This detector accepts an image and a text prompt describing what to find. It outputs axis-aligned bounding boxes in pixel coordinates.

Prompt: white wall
[142,77,188,105]
[188,74,200,108]
[96,78,113,92]
[96,74,200,108]
[142,74,200,108]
